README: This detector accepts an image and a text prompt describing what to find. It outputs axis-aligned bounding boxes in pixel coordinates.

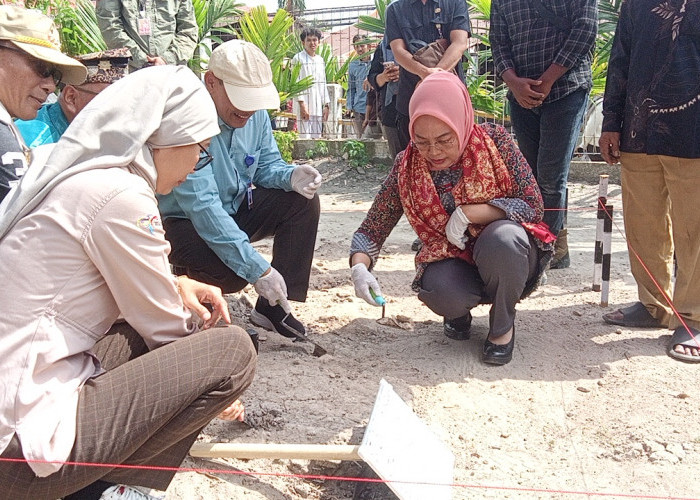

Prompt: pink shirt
[0,166,198,477]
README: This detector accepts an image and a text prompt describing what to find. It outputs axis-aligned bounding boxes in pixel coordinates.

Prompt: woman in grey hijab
[0,66,257,499]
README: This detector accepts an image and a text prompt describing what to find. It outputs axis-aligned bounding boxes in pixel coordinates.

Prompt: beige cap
[0,5,87,85]
[208,40,280,112]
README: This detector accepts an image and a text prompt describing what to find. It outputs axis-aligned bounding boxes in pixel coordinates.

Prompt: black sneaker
[443,313,472,340]
[250,298,306,340]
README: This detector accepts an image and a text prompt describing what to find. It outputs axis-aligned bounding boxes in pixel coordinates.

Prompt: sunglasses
[0,43,63,86]
[195,143,214,171]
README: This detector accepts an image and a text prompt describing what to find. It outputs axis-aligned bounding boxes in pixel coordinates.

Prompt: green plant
[342,140,370,169]
[317,43,350,90]
[305,140,329,159]
[189,0,242,72]
[16,0,106,55]
[273,130,298,163]
[238,6,314,108]
[278,0,306,15]
[355,0,391,34]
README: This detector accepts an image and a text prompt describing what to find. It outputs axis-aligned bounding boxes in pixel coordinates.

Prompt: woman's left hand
[218,399,245,421]
[176,275,231,329]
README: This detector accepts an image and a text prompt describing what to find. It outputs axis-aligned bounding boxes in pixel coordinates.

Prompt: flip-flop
[603,302,662,328]
[667,326,700,363]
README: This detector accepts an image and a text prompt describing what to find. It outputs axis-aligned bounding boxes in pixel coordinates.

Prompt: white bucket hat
[208,40,280,112]
[0,5,87,85]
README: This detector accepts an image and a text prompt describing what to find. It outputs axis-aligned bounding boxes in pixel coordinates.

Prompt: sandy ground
[168,158,699,500]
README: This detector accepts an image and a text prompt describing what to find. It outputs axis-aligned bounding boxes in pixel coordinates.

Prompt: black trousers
[164,187,320,301]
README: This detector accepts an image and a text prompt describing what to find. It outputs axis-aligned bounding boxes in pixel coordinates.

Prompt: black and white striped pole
[601,204,613,307]
[593,174,609,293]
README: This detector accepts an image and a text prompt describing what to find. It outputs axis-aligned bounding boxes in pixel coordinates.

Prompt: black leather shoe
[482,326,515,365]
[444,313,472,340]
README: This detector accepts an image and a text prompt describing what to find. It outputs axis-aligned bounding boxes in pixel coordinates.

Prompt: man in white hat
[159,40,322,340]
[0,4,87,203]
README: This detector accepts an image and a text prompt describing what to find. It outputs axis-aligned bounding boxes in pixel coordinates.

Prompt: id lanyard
[138,0,152,36]
[245,154,255,209]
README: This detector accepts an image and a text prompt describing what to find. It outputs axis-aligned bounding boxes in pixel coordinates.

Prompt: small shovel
[280,313,328,357]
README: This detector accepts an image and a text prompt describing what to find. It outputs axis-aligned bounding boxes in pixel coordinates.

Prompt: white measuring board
[358,379,454,500]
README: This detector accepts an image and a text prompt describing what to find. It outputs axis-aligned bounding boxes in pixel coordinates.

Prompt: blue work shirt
[14,102,69,147]
[158,110,295,283]
[347,58,370,114]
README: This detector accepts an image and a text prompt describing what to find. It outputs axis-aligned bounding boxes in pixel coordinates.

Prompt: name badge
[138,16,152,36]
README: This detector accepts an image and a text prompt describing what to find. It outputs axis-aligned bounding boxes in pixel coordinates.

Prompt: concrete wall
[292,139,619,184]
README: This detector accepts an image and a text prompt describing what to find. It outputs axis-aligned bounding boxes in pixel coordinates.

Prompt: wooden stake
[190,442,362,461]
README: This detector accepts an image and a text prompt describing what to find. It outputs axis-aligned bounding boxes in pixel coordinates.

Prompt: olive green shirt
[96,0,198,70]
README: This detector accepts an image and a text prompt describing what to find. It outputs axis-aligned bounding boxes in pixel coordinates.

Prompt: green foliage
[355,0,392,34]
[189,0,242,72]
[591,0,623,96]
[272,130,298,163]
[16,0,105,55]
[239,6,314,108]
[305,140,329,159]
[342,140,370,169]
[317,43,350,89]
[278,0,305,13]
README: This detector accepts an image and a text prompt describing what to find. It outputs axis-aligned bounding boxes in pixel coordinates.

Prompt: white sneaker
[99,484,166,500]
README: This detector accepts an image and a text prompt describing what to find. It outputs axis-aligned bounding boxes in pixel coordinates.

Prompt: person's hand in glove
[445,205,471,249]
[291,165,322,199]
[253,267,291,313]
[351,262,383,306]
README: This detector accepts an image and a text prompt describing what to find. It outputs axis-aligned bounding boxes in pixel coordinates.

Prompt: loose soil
[169,158,699,500]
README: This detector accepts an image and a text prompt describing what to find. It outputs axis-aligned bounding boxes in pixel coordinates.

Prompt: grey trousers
[380,123,402,160]
[417,220,538,337]
[0,323,257,499]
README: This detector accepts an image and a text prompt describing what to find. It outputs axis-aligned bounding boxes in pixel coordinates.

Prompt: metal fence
[285,6,602,156]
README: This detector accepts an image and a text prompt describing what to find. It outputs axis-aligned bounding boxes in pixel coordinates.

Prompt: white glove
[351,263,383,306]
[291,165,322,199]
[445,206,471,250]
[253,267,291,313]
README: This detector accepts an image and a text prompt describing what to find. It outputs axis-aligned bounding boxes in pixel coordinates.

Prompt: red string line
[0,457,697,500]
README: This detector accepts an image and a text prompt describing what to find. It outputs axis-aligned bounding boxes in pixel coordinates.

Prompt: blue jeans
[509,88,588,235]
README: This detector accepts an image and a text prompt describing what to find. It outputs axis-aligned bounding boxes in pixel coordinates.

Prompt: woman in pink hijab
[350,72,554,365]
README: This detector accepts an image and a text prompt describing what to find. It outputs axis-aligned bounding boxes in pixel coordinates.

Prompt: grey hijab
[0,65,220,239]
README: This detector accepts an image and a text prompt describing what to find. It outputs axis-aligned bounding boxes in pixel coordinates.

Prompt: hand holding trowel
[351,262,386,318]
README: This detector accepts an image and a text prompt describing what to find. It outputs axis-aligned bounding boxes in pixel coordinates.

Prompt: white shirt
[292,50,330,117]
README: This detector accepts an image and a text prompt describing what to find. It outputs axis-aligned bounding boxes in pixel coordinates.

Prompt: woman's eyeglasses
[0,44,63,86]
[413,136,457,153]
[195,143,214,171]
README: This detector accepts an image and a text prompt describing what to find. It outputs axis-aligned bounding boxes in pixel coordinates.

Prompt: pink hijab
[408,72,474,153]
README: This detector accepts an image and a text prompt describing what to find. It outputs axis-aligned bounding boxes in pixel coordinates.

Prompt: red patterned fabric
[399,125,514,265]
[398,125,554,266]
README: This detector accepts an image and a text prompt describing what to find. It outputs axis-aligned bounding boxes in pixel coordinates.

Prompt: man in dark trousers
[490,0,597,269]
[600,0,700,362]
[384,0,471,150]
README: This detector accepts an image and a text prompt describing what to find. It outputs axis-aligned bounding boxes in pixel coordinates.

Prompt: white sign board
[359,379,454,500]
